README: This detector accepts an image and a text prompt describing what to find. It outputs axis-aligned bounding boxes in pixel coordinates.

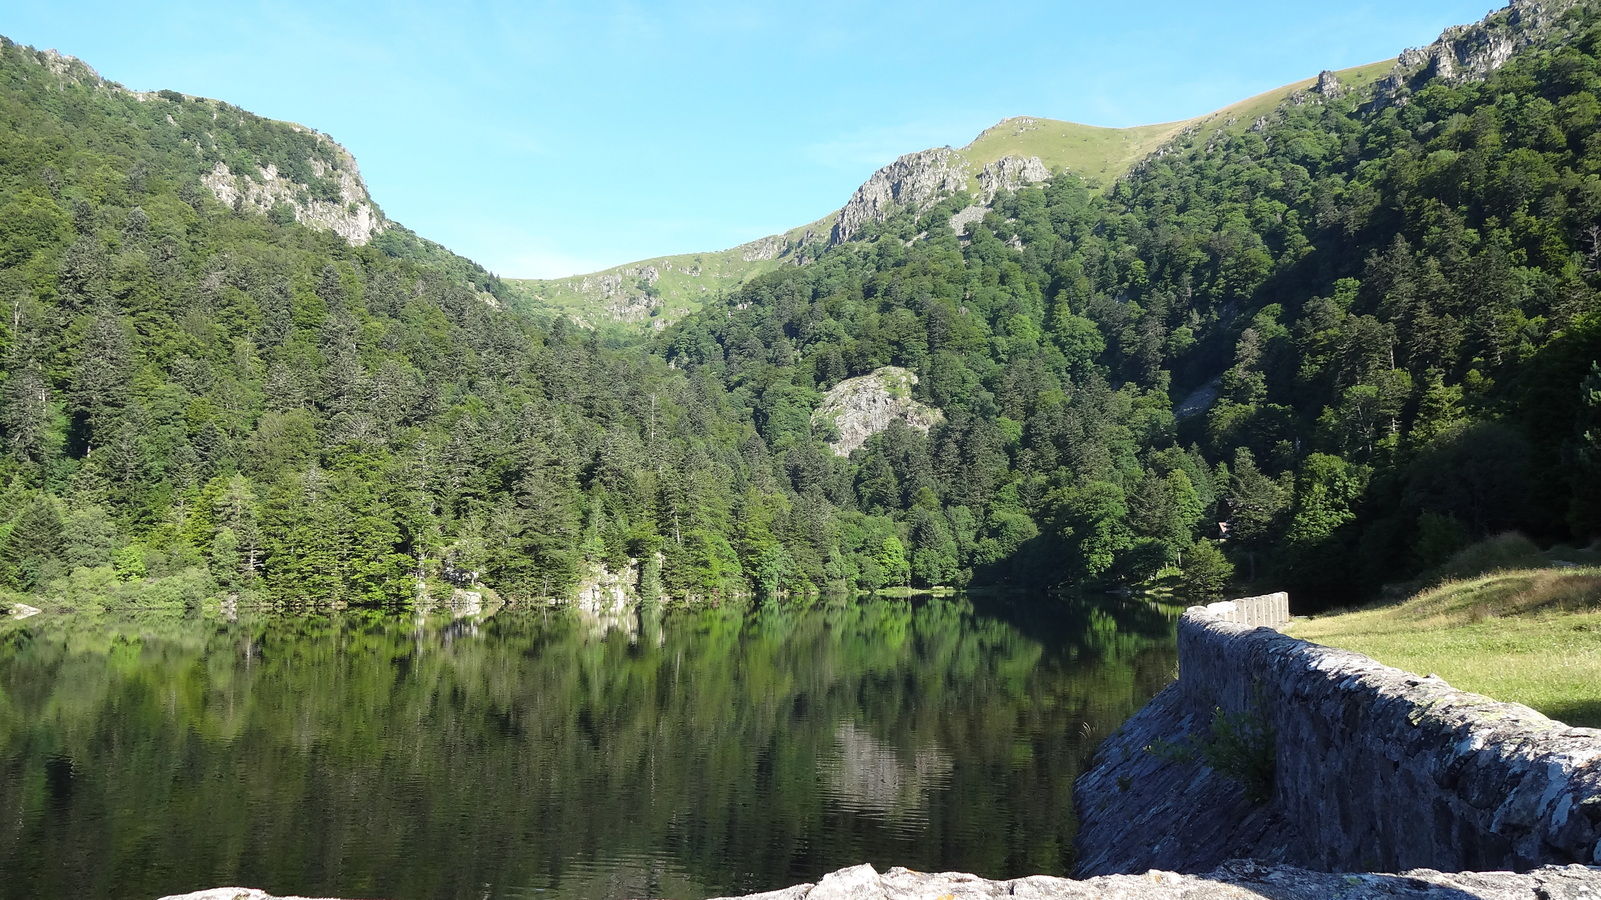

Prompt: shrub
[1150,706,1276,804]
[1427,532,1543,584]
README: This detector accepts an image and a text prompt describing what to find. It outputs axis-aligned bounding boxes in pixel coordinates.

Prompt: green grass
[959,117,1186,187]
[511,59,1397,332]
[959,59,1396,190]
[506,215,833,332]
[1291,565,1601,728]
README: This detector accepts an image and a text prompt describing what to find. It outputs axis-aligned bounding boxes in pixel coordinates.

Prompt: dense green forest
[3,2,1601,609]
[0,40,848,606]
[655,2,1601,604]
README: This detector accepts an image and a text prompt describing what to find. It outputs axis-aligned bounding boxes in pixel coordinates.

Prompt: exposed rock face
[949,155,1050,236]
[812,366,944,456]
[714,861,1601,899]
[568,264,664,324]
[151,864,1601,900]
[1373,0,1579,103]
[573,557,641,615]
[738,233,791,261]
[1075,602,1601,879]
[831,147,971,244]
[202,154,386,246]
[1313,69,1345,99]
[977,155,1050,199]
[15,45,387,248]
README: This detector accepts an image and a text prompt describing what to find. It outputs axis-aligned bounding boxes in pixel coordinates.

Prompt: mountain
[0,35,863,608]
[2,0,1599,612]
[648,0,1601,602]
[508,59,1398,332]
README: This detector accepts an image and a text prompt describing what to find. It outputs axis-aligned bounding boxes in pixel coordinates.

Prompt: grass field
[1290,561,1601,728]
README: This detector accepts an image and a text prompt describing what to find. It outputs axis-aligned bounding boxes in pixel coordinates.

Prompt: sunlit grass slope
[1291,539,1601,728]
[507,216,832,331]
[510,59,1396,330]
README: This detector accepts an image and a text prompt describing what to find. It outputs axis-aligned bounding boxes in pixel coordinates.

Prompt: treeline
[5,4,1601,609]
[0,39,898,605]
[656,2,1601,605]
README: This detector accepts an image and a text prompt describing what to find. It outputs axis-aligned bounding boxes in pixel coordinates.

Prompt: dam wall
[1074,596,1601,876]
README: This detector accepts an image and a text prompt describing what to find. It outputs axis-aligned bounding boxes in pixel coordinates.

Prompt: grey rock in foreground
[717,861,1601,899]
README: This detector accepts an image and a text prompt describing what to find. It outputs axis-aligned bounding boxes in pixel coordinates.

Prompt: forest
[3,2,1601,609]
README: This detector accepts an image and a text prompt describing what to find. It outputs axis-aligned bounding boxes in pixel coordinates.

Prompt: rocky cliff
[812,366,944,456]
[830,147,967,243]
[6,601,40,620]
[201,152,385,246]
[831,148,1052,244]
[1373,0,1581,102]
[14,44,388,247]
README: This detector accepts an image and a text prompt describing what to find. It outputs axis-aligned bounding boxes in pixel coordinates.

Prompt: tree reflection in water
[0,594,1177,900]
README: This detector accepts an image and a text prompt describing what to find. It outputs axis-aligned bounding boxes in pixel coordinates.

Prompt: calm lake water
[0,595,1176,900]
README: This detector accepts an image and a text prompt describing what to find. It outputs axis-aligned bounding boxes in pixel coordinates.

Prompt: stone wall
[1192,592,1288,628]
[1075,601,1601,877]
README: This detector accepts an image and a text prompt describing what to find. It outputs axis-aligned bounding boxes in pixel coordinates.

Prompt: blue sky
[5,1,1496,278]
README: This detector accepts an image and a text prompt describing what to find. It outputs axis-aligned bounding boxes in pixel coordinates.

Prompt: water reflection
[821,721,953,829]
[0,594,1177,900]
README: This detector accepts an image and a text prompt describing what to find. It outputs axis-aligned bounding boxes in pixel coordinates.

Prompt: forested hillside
[0,39,866,606]
[655,0,1601,605]
[3,0,1601,610]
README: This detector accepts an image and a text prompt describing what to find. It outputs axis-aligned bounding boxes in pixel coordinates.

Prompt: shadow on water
[0,592,1177,900]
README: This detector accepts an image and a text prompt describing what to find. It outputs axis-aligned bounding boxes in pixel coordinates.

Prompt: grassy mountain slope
[510,216,834,332]
[510,59,1395,332]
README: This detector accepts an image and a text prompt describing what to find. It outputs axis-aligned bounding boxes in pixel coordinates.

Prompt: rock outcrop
[812,366,944,456]
[573,557,641,616]
[831,147,971,244]
[13,44,387,247]
[977,155,1050,199]
[950,155,1051,236]
[566,264,665,325]
[1373,0,1580,104]
[1313,69,1345,99]
[202,154,386,246]
[7,602,40,620]
[830,147,1049,244]
[713,861,1601,899]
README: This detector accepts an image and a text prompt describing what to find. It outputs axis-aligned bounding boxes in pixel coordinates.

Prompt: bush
[1179,540,1235,600]
[1426,532,1544,584]
[1150,705,1276,804]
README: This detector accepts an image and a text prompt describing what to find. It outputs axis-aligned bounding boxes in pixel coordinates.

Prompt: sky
[4,1,1499,279]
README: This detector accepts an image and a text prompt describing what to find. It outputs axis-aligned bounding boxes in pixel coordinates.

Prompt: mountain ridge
[507,58,1398,331]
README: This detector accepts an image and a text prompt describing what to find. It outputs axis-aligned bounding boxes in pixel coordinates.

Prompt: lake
[0,595,1176,900]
